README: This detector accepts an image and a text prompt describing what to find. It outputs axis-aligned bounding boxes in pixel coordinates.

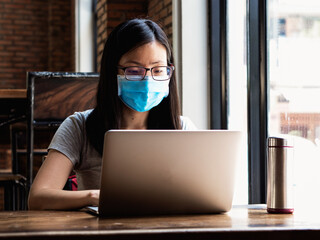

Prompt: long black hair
[86,18,181,155]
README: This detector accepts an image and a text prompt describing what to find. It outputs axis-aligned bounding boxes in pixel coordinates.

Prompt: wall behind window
[180,0,210,129]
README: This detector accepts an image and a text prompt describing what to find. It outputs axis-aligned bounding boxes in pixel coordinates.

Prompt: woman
[28,18,196,210]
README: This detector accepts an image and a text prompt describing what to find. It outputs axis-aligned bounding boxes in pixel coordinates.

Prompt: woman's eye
[126,67,146,75]
[127,70,138,74]
[153,68,165,75]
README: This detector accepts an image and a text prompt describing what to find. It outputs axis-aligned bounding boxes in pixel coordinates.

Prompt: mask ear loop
[168,64,175,80]
[170,64,175,71]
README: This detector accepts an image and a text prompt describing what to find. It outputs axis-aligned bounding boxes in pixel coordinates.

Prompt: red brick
[164,0,171,7]
[97,5,106,18]
[0,29,14,35]
[13,19,33,25]
[108,3,145,11]
[108,10,124,19]
[126,11,146,19]
[2,68,23,73]
[96,0,104,11]
[159,7,168,18]
[102,30,107,40]
[149,0,158,10]
[25,4,44,10]
[0,19,12,24]
[107,20,122,28]
[0,40,12,45]
[14,41,33,46]
[164,15,172,26]
[152,1,164,13]
[12,0,32,3]
[0,73,14,79]
[4,4,25,9]
[14,62,34,68]
[0,62,13,68]
[11,57,24,62]
[101,11,107,22]
[5,46,26,51]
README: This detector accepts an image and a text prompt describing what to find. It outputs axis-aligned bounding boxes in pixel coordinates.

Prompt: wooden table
[0,205,319,239]
[0,89,26,99]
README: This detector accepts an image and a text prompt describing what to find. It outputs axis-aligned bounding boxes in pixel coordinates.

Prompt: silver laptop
[90,130,242,217]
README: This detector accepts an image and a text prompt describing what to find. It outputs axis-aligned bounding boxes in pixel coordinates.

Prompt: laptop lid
[98,130,242,217]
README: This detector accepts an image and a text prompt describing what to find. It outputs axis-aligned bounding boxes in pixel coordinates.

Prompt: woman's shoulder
[68,109,93,120]
[64,109,93,125]
[180,116,197,130]
[57,109,94,133]
[48,109,94,166]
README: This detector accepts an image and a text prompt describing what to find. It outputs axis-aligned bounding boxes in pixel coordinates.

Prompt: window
[75,0,95,72]
[208,0,249,204]
[267,0,320,205]
[227,0,248,204]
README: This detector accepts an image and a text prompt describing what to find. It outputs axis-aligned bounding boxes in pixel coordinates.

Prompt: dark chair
[10,72,99,209]
[0,89,27,210]
[0,173,26,210]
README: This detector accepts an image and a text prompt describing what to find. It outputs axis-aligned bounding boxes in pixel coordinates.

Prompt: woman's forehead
[119,41,167,66]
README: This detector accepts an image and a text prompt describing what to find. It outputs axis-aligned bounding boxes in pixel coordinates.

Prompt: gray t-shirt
[48,109,197,190]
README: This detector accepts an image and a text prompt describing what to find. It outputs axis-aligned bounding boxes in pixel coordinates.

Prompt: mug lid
[268,136,294,147]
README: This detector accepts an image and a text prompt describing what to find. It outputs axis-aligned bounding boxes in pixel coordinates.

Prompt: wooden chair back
[29,72,99,122]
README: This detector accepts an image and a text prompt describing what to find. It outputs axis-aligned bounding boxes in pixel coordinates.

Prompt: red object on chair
[63,175,78,191]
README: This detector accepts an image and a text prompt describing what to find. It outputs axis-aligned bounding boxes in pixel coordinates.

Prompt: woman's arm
[28,149,99,210]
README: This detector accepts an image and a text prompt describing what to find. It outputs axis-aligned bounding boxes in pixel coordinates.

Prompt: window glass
[76,0,95,72]
[227,0,248,204]
[267,0,320,205]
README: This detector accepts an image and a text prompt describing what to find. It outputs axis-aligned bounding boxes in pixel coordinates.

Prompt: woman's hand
[88,190,100,206]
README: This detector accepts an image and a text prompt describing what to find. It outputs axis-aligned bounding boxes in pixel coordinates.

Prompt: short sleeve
[180,116,197,130]
[48,112,87,167]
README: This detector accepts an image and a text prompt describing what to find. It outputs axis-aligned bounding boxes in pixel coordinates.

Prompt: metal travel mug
[267,137,294,214]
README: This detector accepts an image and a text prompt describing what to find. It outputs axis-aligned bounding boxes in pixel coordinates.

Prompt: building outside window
[267,0,320,205]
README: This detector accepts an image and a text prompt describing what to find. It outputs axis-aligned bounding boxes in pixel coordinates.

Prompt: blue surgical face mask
[117,75,170,112]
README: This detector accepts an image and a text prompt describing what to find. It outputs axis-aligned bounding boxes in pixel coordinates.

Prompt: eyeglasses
[118,66,174,81]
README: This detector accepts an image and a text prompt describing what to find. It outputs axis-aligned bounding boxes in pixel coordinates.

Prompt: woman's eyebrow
[123,60,142,65]
[151,61,166,65]
[123,60,166,65]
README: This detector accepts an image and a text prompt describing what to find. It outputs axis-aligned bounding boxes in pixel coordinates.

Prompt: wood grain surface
[0,205,320,240]
[33,77,98,120]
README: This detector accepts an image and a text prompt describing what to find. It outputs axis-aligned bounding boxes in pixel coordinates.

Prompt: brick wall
[0,0,74,89]
[148,0,172,42]
[95,0,172,72]
[0,0,172,87]
[96,0,107,73]
[96,0,148,72]
[48,0,74,72]
[70,0,76,72]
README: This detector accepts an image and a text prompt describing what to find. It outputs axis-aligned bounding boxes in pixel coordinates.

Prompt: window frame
[247,0,268,204]
[209,0,268,204]
[209,0,228,130]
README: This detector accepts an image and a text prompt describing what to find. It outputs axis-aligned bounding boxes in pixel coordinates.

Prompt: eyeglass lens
[125,66,172,81]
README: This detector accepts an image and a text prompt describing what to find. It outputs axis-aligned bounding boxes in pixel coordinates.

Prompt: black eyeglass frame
[118,65,175,81]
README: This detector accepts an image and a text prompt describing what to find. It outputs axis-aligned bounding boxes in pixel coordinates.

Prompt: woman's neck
[121,106,149,129]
